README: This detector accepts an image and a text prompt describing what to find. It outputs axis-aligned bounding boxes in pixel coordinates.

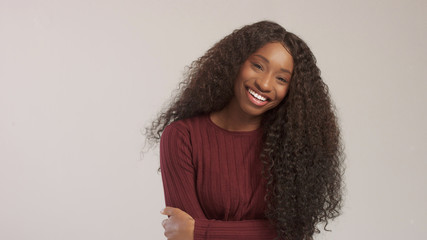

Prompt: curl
[146,21,344,240]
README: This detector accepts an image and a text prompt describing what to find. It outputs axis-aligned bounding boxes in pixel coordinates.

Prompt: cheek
[234,68,252,93]
[238,63,255,81]
[276,86,290,102]
[233,76,243,96]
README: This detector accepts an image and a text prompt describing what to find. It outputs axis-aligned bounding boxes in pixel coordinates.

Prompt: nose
[254,75,273,93]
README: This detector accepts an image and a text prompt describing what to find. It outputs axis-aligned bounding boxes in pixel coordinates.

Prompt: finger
[160,207,169,216]
[163,229,170,238]
[161,206,178,216]
[161,219,168,228]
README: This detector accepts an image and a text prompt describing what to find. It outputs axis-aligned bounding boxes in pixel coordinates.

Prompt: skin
[161,42,294,239]
[211,42,293,131]
[161,207,195,240]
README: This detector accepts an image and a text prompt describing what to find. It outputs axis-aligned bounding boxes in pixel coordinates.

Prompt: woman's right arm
[160,125,277,240]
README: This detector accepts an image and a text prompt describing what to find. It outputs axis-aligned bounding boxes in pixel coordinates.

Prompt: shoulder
[162,114,209,139]
[160,115,209,162]
[161,115,208,141]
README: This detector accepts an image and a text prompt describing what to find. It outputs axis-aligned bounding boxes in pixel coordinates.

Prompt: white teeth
[248,88,267,101]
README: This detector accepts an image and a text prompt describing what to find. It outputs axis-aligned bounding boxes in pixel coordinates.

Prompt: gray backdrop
[1,0,426,239]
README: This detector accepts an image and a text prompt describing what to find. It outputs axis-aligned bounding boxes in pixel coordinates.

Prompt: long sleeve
[160,123,277,240]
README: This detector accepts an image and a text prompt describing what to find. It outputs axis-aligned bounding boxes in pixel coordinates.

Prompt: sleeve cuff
[194,219,209,240]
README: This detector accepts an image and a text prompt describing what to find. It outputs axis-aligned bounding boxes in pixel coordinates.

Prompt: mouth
[246,87,270,106]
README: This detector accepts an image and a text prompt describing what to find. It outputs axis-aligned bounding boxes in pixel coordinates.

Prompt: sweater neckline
[205,114,263,136]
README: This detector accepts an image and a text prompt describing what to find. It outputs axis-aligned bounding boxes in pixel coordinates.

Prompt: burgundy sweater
[160,115,277,239]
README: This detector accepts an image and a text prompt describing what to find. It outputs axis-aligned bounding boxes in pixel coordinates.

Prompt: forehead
[251,42,294,71]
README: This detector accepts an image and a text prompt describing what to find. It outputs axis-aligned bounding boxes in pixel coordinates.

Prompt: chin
[241,105,267,117]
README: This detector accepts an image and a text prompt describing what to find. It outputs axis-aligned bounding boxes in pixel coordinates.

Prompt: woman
[147,21,344,240]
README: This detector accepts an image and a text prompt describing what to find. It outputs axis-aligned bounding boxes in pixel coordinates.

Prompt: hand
[161,206,195,240]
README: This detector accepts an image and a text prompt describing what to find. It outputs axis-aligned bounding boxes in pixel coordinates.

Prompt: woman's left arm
[159,124,277,240]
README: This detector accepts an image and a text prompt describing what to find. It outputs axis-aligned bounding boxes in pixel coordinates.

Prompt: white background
[1,0,426,239]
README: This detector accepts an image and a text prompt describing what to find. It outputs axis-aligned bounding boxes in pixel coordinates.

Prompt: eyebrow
[254,54,292,74]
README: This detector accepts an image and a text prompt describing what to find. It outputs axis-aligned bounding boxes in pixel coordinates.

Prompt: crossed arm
[159,125,277,240]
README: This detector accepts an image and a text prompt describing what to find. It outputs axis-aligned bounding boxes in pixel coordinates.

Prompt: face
[232,42,294,118]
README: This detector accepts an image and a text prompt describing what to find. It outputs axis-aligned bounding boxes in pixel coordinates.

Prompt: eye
[251,62,263,70]
[277,77,288,83]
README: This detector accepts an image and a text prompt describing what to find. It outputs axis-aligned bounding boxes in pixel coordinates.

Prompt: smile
[248,88,267,101]
[246,87,270,107]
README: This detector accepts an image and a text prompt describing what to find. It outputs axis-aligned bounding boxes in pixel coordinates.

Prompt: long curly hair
[146,21,344,240]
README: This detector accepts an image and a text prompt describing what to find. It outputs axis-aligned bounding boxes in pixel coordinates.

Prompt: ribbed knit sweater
[160,114,277,239]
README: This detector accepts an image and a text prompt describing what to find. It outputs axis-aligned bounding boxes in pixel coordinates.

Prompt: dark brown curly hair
[146,20,344,240]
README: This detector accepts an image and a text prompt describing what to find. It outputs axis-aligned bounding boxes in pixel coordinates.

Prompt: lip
[245,87,270,106]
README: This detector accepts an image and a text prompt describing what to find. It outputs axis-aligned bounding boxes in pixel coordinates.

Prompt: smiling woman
[146,21,344,240]
[225,42,293,121]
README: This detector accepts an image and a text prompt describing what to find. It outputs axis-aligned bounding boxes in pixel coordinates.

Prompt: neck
[210,99,262,131]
